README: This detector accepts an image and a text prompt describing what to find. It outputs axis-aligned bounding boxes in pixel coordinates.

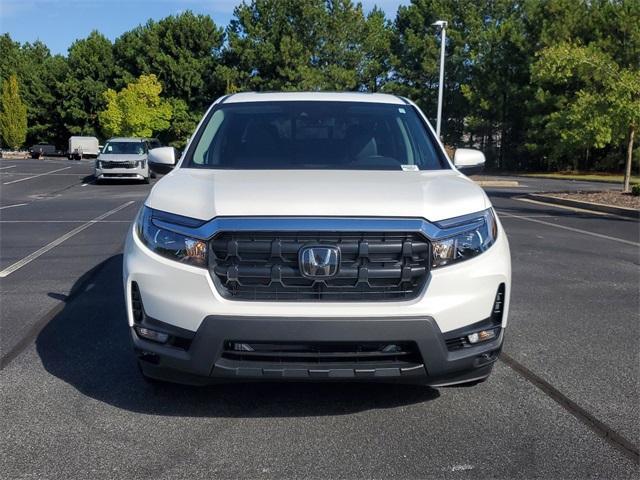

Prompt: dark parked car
[29,144,57,159]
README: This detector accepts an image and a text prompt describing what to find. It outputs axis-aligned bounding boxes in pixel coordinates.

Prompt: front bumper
[95,166,148,180]
[133,315,503,386]
[124,215,511,385]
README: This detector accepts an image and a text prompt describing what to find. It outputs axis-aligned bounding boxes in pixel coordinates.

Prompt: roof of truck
[106,137,145,143]
[221,91,408,105]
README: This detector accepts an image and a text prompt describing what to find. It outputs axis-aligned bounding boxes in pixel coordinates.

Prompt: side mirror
[148,147,176,175]
[453,148,485,173]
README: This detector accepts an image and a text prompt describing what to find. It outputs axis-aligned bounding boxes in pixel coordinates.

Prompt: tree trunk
[585,147,589,171]
[623,125,635,193]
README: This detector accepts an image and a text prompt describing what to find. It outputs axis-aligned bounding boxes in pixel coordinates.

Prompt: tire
[143,176,150,184]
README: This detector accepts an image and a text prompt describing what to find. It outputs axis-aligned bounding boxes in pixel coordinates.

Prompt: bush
[631,184,640,196]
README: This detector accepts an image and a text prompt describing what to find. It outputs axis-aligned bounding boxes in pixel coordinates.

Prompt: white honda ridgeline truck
[124,92,511,387]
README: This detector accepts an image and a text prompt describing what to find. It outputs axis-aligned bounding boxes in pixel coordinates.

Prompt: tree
[114,11,224,111]
[387,0,482,146]
[17,43,68,147]
[0,74,28,149]
[225,0,392,91]
[98,74,172,138]
[387,0,543,168]
[59,31,115,136]
[533,42,640,191]
[526,0,640,174]
[0,35,69,148]
[359,7,393,92]
[157,98,198,149]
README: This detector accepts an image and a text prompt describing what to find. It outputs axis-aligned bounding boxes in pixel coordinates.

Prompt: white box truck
[68,136,100,160]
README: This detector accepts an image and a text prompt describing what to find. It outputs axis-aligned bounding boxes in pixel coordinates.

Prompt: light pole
[432,20,447,139]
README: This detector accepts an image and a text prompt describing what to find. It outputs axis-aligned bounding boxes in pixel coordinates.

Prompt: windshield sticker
[398,108,406,114]
[401,164,419,171]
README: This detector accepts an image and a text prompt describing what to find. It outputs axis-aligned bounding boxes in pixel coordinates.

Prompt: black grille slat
[224,350,414,360]
[131,282,143,323]
[222,341,421,364]
[213,265,427,280]
[209,231,430,301]
[101,160,138,169]
[445,337,468,351]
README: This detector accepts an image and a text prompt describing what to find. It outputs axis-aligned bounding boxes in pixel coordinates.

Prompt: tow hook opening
[475,349,500,367]
[136,350,160,365]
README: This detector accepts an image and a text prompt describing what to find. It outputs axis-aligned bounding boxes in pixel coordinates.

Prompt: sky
[0,0,409,56]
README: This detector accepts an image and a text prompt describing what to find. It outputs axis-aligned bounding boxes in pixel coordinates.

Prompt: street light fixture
[432,20,447,139]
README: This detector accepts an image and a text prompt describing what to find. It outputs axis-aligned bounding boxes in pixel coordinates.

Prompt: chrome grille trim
[150,213,489,242]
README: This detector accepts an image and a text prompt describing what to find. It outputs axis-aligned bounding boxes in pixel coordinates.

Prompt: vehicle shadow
[36,255,439,418]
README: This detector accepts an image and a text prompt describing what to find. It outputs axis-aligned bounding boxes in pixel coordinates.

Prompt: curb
[524,193,639,219]
[0,152,29,160]
[475,180,520,187]
[514,174,636,185]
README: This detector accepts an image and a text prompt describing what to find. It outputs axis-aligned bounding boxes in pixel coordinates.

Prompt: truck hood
[145,169,489,223]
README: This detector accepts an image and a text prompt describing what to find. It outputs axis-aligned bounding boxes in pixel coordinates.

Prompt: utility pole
[432,20,447,139]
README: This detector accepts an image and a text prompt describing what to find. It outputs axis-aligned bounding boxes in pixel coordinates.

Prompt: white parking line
[499,211,640,247]
[3,166,71,185]
[0,203,29,210]
[0,201,135,278]
[0,173,81,176]
[0,165,16,170]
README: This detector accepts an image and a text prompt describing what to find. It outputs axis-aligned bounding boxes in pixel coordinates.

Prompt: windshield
[103,141,146,155]
[185,101,448,170]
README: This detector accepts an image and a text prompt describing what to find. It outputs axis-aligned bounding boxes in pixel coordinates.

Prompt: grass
[519,172,640,184]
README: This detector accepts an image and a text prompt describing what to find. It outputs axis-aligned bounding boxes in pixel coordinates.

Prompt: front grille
[101,160,137,169]
[222,341,421,364]
[209,231,430,301]
[445,337,469,351]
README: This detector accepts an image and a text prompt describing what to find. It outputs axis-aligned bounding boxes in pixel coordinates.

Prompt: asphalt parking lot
[1,158,638,479]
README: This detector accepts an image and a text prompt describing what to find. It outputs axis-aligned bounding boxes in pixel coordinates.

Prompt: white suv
[124,92,511,387]
[95,137,159,183]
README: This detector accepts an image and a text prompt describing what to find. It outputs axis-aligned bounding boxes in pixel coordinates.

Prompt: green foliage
[388,0,544,168]
[226,0,392,91]
[531,1,639,190]
[159,98,199,149]
[527,0,639,171]
[114,11,224,110]
[59,31,115,137]
[0,35,68,147]
[533,43,639,150]
[98,74,172,138]
[0,74,28,149]
[631,184,640,196]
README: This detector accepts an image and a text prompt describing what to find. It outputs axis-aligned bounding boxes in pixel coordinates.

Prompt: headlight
[96,160,102,168]
[431,208,498,268]
[136,160,145,168]
[135,207,207,267]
